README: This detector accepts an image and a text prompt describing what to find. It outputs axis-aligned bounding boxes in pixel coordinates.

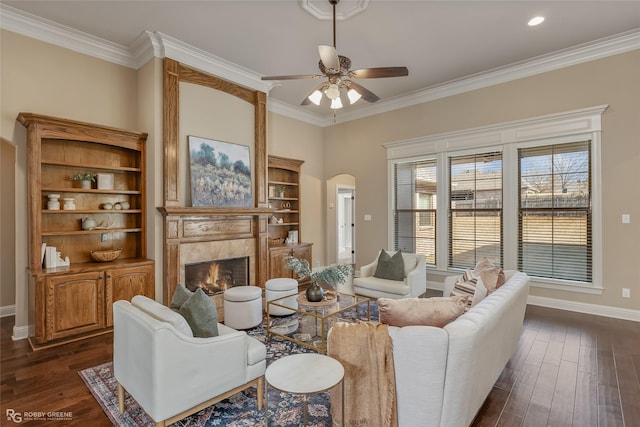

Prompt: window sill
[530,278,603,295]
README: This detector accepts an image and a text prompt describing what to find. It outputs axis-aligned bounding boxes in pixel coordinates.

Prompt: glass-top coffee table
[266,291,371,353]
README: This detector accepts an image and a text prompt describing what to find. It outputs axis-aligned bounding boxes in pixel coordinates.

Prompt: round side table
[265,353,344,426]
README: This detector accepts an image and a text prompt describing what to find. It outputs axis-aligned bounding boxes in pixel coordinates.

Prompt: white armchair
[353,250,427,299]
[113,296,266,427]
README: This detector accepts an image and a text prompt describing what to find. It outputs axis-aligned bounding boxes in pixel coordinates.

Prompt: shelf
[41,160,141,172]
[269,197,298,201]
[42,209,142,214]
[268,180,299,187]
[42,187,141,195]
[268,222,300,227]
[42,228,142,236]
[273,210,299,214]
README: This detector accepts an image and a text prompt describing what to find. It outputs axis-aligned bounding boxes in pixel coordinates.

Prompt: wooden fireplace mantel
[161,58,270,304]
[157,206,274,217]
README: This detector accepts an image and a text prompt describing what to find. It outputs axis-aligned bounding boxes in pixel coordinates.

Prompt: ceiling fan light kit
[262,0,408,110]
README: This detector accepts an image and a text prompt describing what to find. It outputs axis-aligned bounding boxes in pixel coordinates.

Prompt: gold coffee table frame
[266,291,371,353]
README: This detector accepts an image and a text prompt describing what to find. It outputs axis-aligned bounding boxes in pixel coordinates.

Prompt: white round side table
[265,353,344,426]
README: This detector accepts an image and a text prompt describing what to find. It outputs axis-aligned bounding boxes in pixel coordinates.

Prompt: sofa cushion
[449,269,487,310]
[378,296,468,327]
[131,295,194,337]
[178,287,220,338]
[374,249,405,281]
[473,258,505,293]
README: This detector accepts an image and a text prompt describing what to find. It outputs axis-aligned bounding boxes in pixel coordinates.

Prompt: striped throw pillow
[451,269,486,311]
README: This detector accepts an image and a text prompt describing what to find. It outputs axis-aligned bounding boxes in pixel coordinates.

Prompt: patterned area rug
[79,302,377,427]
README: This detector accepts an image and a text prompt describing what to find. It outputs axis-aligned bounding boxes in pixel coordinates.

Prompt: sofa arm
[359,259,378,278]
[406,255,427,297]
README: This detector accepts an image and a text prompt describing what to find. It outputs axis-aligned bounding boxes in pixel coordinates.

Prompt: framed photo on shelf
[96,173,114,190]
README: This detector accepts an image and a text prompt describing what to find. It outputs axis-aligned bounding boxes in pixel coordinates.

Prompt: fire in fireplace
[184,256,249,295]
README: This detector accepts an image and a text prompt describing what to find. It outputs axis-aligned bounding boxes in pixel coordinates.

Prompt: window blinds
[518,141,592,282]
[394,159,437,265]
[449,152,503,269]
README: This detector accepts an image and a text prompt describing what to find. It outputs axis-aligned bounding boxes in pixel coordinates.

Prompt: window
[518,141,591,282]
[449,152,503,269]
[386,105,604,292]
[394,159,437,265]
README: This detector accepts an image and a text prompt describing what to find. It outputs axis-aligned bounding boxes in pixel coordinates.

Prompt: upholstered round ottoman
[265,278,299,316]
[223,286,263,329]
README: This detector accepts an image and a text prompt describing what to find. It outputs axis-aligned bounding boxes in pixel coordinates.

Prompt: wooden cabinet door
[269,247,293,279]
[46,272,105,341]
[105,264,155,326]
[292,244,312,267]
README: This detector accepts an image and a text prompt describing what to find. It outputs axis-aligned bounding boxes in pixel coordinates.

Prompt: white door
[337,186,355,264]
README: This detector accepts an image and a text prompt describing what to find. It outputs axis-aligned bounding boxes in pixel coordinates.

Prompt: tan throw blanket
[328,321,397,427]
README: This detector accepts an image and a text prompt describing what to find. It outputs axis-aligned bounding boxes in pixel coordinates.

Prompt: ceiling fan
[261,0,408,109]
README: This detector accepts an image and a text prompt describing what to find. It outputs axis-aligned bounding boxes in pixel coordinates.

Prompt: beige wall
[1,30,139,330]
[324,50,640,310]
[1,140,16,308]
[267,112,325,266]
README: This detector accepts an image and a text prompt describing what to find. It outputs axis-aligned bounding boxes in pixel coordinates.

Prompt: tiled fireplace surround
[158,208,273,319]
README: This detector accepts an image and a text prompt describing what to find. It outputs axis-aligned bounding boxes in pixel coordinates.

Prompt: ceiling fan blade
[350,67,409,79]
[262,74,320,81]
[344,80,380,103]
[318,45,340,72]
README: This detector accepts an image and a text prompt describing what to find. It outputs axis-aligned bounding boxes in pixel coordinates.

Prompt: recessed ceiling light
[528,16,545,26]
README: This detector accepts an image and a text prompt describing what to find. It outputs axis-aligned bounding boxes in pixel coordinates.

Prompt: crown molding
[331,28,640,126]
[2,3,638,127]
[0,3,134,67]
[267,98,333,126]
[0,4,273,94]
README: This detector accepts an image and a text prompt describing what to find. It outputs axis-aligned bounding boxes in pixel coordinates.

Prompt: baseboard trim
[0,304,15,318]
[12,324,30,341]
[527,295,640,322]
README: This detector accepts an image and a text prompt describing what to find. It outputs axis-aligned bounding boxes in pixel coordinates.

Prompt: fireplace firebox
[185,256,249,295]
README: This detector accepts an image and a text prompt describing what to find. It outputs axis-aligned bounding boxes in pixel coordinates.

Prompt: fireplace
[185,256,249,295]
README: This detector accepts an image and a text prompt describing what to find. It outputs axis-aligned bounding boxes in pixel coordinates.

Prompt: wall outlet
[622,288,631,298]
[100,233,109,243]
[364,214,372,221]
[622,214,631,224]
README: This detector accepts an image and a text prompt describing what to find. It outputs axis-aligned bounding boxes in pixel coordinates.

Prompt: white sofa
[113,296,266,427]
[353,250,427,299]
[387,270,529,426]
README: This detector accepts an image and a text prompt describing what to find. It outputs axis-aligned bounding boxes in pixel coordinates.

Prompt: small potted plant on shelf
[70,172,97,189]
[274,186,285,198]
[285,256,353,302]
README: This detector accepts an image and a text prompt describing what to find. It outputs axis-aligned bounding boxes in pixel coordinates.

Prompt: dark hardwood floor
[1,305,639,426]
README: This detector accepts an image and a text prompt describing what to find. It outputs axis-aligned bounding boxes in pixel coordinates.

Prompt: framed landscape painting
[188,136,252,207]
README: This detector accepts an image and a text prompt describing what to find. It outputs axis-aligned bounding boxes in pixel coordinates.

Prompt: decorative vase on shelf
[47,194,60,210]
[305,282,324,302]
[80,180,91,189]
[62,198,76,210]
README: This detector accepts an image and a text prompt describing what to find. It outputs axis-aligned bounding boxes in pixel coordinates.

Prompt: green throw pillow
[178,288,219,338]
[373,249,405,281]
[170,284,193,311]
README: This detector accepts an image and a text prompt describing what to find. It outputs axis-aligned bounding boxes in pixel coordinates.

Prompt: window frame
[386,105,606,294]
